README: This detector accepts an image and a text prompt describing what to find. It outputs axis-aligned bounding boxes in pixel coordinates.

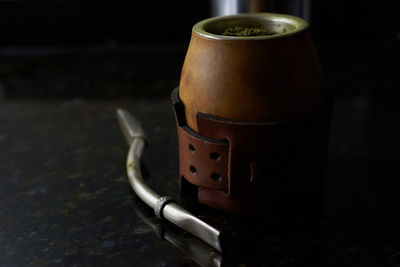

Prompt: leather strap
[172,87,332,215]
[173,89,230,191]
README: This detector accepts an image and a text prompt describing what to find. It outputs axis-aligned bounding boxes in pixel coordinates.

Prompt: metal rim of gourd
[193,12,308,41]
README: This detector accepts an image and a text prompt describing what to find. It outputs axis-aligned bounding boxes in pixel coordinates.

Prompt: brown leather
[179,27,326,132]
[172,87,332,215]
[177,121,229,191]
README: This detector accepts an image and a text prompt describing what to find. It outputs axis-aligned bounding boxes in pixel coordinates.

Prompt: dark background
[0,0,398,45]
[1,0,400,266]
[0,0,399,99]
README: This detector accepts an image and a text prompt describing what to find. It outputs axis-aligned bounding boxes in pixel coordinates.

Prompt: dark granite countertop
[0,42,400,266]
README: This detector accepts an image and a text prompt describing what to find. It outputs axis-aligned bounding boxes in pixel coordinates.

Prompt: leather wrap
[172,87,332,215]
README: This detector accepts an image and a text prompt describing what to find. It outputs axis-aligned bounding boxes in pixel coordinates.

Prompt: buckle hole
[210,152,220,160]
[190,165,197,174]
[189,144,195,152]
[211,172,221,182]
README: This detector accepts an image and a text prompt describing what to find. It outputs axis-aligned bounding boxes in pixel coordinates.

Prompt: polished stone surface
[0,42,399,266]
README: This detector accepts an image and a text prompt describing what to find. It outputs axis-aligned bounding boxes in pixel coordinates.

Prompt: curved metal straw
[117,109,222,253]
[133,202,222,267]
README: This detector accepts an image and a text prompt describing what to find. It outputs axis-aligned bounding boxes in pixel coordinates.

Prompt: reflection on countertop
[0,42,399,266]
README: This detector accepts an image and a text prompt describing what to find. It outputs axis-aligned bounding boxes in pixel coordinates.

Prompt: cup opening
[194,13,308,40]
[205,18,292,36]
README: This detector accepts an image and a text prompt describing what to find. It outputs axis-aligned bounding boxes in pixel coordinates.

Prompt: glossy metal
[154,196,175,219]
[211,0,269,17]
[211,0,312,22]
[116,109,222,252]
[194,13,307,41]
[133,204,222,267]
[117,109,147,146]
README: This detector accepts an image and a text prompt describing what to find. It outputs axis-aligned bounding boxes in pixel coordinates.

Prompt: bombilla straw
[117,108,223,253]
